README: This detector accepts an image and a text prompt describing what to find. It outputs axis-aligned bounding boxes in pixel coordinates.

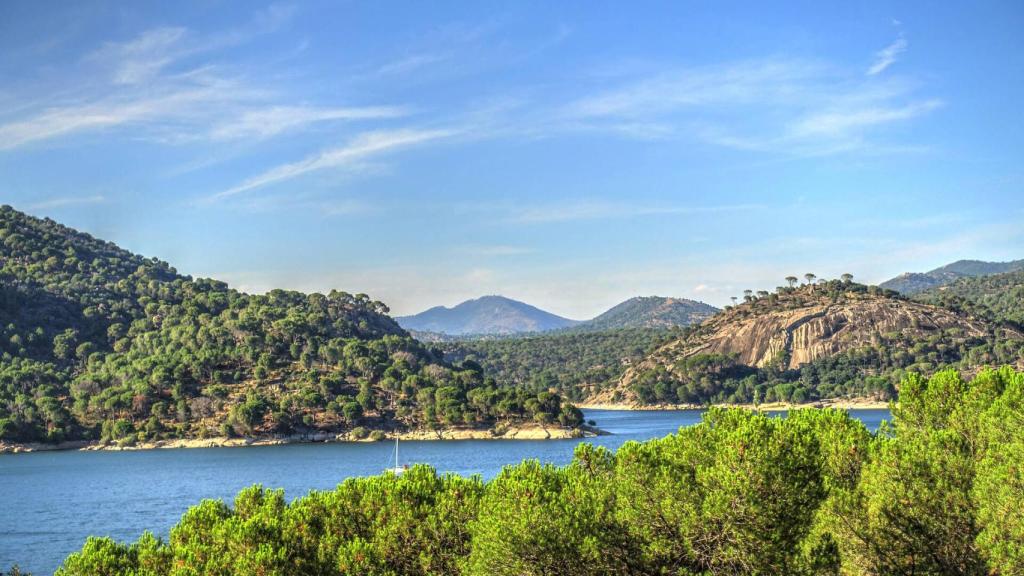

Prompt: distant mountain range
[396,295,719,336]
[396,295,580,335]
[879,259,1024,294]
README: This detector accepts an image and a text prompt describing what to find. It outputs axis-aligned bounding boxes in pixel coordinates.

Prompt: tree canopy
[48,368,1024,575]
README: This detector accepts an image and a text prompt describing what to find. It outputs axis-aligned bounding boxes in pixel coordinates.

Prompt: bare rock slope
[607,283,1016,404]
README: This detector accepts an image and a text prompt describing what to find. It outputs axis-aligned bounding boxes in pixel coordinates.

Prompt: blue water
[0,408,889,574]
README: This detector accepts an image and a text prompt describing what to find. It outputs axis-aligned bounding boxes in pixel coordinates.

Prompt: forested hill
[441,327,685,403]
[0,206,580,445]
[880,258,1024,294]
[913,268,1024,327]
[601,279,1024,406]
[574,296,718,331]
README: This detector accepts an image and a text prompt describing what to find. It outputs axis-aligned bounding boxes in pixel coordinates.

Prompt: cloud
[558,51,938,157]
[91,27,189,85]
[25,195,106,210]
[0,75,261,150]
[502,200,763,224]
[565,59,823,119]
[789,99,942,138]
[208,105,409,140]
[373,54,450,77]
[88,4,294,85]
[211,128,456,200]
[867,36,908,76]
[0,6,392,151]
[459,245,534,256]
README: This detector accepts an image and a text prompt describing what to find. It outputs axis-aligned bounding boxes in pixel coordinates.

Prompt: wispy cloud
[460,245,534,256]
[0,74,261,150]
[91,26,189,85]
[208,105,408,140]
[867,35,908,76]
[789,99,942,138]
[25,195,106,210]
[558,49,938,157]
[373,54,450,77]
[502,201,763,224]
[210,128,456,200]
[566,60,821,119]
[0,5,394,151]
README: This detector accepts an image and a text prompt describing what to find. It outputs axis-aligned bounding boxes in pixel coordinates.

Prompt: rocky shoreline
[0,424,607,454]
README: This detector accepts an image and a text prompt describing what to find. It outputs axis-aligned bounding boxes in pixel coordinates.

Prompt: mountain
[429,297,715,403]
[577,296,718,331]
[396,295,580,335]
[0,206,579,445]
[595,280,1023,406]
[398,295,717,337]
[880,258,1024,294]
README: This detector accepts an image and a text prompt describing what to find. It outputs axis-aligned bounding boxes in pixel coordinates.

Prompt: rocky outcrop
[611,285,1011,402]
[680,298,988,370]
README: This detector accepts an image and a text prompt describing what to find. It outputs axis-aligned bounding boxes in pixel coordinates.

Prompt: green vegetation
[574,295,718,331]
[915,268,1024,327]
[626,347,922,406]
[52,368,1024,575]
[442,327,685,402]
[0,206,578,444]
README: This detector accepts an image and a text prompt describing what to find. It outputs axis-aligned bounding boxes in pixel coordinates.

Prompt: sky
[1,1,1023,319]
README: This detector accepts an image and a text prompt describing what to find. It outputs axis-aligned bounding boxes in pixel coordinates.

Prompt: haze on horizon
[1,1,1022,319]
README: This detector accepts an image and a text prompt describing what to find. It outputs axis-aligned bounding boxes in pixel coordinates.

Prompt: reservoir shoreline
[0,423,606,454]
[0,398,889,454]
[576,396,891,411]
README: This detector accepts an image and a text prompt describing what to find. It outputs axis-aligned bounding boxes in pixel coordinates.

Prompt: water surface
[0,408,889,574]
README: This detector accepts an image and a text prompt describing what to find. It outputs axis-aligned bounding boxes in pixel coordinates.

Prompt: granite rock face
[675,298,988,370]
[616,285,1003,396]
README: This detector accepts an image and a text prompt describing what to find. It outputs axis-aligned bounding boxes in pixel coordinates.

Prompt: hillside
[421,297,715,402]
[441,327,685,402]
[0,206,581,445]
[575,296,718,331]
[880,258,1024,294]
[395,295,580,335]
[914,269,1024,327]
[597,279,1023,406]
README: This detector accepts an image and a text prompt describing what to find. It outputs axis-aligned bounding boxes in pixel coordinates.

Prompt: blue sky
[2,1,1022,318]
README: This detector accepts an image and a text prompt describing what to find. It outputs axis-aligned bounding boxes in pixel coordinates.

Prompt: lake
[0,408,890,574]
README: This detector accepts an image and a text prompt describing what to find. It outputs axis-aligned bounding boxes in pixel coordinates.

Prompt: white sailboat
[385,436,407,475]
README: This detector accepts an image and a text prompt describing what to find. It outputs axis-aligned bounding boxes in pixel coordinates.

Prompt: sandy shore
[577,397,892,411]
[0,424,606,454]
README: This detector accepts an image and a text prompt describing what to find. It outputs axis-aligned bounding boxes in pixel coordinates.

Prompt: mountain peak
[880,258,1024,294]
[396,295,579,336]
